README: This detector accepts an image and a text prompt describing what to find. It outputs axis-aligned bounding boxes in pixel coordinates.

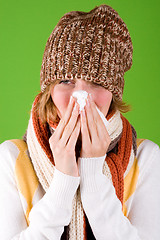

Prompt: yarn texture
[26,4,135,238]
[40,4,133,100]
[25,93,137,239]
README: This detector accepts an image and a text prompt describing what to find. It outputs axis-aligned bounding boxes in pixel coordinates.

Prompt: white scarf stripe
[26,107,134,239]
[27,113,55,190]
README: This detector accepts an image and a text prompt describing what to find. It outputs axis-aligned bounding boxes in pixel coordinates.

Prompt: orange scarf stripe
[32,94,54,164]
[106,154,124,204]
[120,115,133,172]
[106,115,133,205]
[30,94,136,240]
[106,108,116,120]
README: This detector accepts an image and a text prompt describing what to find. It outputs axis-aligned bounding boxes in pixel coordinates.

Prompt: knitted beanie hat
[40,4,133,100]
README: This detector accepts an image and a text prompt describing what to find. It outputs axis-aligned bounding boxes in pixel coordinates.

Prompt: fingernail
[86,97,90,107]
[73,103,78,111]
[81,108,85,117]
[89,93,93,101]
[69,96,73,104]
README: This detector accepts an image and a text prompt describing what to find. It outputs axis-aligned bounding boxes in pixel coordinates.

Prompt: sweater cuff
[43,168,80,209]
[78,155,107,193]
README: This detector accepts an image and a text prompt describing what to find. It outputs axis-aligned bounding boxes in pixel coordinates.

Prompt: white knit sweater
[0,139,160,240]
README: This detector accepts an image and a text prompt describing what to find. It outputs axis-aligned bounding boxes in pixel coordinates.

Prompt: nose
[73,79,90,92]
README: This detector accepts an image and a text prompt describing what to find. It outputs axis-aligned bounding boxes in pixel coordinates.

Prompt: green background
[0,0,160,146]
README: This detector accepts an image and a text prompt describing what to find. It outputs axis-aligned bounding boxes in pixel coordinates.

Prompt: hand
[49,97,80,177]
[80,94,111,158]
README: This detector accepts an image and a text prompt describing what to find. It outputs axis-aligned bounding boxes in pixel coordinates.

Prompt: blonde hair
[35,82,131,124]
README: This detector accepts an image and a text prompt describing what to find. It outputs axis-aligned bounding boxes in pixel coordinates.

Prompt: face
[51,79,112,118]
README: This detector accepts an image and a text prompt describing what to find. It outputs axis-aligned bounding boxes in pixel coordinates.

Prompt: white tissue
[72,90,88,112]
[72,90,109,128]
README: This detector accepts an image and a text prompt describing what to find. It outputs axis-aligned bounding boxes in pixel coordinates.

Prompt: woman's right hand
[49,96,80,177]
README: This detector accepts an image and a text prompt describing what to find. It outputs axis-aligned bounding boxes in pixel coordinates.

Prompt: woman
[0,4,160,240]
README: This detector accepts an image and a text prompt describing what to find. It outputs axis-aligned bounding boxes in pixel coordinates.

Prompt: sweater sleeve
[0,141,80,240]
[78,143,160,240]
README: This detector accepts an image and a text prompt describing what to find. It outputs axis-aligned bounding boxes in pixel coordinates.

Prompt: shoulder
[0,140,26,174]
[0,140,19,160]
[137,139,159,162]
[136,139,160,178]
[137,138,159,151]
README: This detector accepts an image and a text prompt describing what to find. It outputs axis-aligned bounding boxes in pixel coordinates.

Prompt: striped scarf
[25,94,137,240]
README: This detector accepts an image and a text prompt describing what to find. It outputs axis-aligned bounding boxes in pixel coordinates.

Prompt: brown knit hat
[40,4,133,100]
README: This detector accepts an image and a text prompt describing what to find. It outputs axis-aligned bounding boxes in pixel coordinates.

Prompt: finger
[60,103,80,145]
[67,118,81,149]
[80,108,91,147]
[89,94,109,139]
[85,96,98,143]
[53,96,75,140]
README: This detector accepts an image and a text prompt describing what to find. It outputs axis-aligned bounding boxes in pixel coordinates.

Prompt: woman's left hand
[80,94,111,158]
